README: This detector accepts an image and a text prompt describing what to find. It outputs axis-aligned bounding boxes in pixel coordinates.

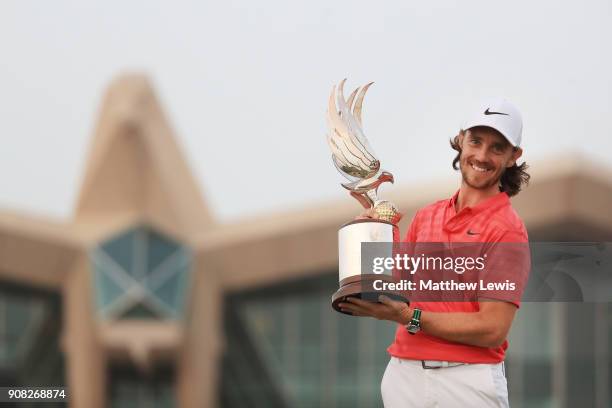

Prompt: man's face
[458,126,522,191]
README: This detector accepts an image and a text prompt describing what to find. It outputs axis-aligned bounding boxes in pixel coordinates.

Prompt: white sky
[1,0,611,222]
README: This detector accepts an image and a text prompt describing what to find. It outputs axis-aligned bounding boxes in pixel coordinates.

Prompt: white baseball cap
[462,97,523,147]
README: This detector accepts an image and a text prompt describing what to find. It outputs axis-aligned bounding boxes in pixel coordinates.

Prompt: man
[338,97,531,407]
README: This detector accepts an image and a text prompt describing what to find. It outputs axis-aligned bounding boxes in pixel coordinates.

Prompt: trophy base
[331,274,409,315]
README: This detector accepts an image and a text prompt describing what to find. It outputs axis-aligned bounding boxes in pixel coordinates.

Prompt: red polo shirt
[387,190,529,363]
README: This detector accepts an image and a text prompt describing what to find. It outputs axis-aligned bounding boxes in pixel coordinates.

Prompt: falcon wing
[326,79,380,181]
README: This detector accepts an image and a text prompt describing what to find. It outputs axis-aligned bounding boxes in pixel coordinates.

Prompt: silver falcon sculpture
[326,79,401,224]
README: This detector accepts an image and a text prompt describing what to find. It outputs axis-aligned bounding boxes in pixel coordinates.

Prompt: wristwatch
[406,308,422,335]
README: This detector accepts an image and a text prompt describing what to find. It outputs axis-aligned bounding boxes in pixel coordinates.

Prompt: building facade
[1,75,611,407]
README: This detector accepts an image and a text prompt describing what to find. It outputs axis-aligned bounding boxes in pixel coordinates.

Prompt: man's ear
[507,147,523,167]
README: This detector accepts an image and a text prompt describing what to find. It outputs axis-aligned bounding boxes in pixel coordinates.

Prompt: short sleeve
[478,230,531,308]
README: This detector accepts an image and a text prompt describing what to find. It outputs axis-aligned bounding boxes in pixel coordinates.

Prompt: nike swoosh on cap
[484,108,509,116]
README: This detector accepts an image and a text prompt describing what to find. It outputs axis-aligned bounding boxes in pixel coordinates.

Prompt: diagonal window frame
[91,225,192,321]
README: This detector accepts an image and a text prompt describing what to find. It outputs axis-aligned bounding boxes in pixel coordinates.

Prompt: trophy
[326,79,408,314]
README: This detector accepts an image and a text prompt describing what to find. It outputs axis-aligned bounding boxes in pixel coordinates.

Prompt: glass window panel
[119,303,160,319]
[521,303,553,407]
[150,265,188,314]
[6,299,33,338]
[147,228,179,273]
[93,263,126,310]
[92,225,191,321]
[506,302,554,408]
[566,303,596,407]
[608,302,612,398]
[100,230,136,274]
[0,284,65,394]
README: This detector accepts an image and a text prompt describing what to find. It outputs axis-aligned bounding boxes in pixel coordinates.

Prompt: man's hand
[338,295,412,325]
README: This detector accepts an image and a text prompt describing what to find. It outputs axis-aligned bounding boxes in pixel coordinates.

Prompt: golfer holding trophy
[327,79,530,407]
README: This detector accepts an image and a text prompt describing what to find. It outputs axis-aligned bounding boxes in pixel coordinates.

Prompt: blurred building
[0,75,611,408]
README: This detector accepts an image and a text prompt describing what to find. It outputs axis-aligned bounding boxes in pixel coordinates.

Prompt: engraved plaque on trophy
[326,79,408,314]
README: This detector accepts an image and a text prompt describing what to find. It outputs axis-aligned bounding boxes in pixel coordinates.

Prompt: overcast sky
[1,0,611,222]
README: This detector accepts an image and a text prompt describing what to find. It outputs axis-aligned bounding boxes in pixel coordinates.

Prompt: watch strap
[406,308,422,335]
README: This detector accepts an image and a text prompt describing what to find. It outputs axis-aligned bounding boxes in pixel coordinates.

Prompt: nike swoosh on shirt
[484,108,509,116]
[467,230,480,235]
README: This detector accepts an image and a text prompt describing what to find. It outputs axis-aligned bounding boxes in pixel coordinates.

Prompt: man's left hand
[338,295,412,325]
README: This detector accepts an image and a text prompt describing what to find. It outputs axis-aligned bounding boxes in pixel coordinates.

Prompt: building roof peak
[74,73,215,239]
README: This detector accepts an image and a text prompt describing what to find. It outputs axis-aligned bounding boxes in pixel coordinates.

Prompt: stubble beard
[459,157,504,191]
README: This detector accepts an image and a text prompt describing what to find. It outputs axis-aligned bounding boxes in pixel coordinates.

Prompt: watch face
[408,324,419,334]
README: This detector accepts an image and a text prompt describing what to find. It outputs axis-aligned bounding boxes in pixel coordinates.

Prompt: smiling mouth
[470,163,492,173]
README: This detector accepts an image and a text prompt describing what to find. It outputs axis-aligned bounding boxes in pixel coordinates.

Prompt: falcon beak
[380,171,394,184]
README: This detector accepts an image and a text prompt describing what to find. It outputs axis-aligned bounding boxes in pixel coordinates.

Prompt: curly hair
[450,130,530,197]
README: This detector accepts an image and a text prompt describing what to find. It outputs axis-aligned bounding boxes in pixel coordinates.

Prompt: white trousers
[381,357,509,408]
